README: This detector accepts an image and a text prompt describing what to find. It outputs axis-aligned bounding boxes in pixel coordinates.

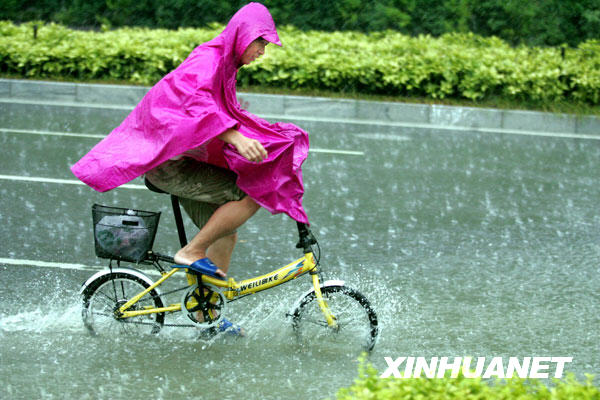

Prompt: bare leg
[184,233,238,326]
[175,196,260,277]
[206,232,237,274]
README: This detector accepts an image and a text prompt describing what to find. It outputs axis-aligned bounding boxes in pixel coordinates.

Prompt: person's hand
[233,135,267,162]
[219,129,267,162]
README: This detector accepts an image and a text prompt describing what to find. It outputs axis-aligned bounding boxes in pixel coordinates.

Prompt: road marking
[0,128,364,155]
[310,148,364,155]
[0,97,132,111]
[354,133,411,141]
[0,128,104,139]
[0,257,99,272]
[2,97,597,141]
[475,127,600,140]
[0,174,146,189]
[4,122,597,145]
[260,113,600,141]
[0,257,161,276]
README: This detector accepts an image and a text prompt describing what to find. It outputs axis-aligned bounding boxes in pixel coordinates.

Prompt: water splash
[0,304,82,334]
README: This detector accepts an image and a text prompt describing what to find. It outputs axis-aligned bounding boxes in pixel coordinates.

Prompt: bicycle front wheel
[81,271,165,336]
[290,284,378,352]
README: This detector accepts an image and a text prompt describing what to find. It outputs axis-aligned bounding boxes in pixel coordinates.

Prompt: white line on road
[259,113,600,141]
[309,148,364,155]
[474,127,600,140]
[0,257,161,276]
[0,128,105,139]
[2,97,598,141]
[0,257,100,272]
[0,174,147,189]
[0,127,365,155]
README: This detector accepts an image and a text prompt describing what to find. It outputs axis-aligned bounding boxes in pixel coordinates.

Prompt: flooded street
[1,92,599,399]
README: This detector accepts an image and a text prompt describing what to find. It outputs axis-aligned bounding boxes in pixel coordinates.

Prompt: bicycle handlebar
[296,222,317,253]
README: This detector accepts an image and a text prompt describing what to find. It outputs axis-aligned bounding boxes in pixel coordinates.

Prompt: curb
[1,78,598,136]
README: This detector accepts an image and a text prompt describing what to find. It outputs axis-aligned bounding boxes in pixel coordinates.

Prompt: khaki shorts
[145,158,246,229]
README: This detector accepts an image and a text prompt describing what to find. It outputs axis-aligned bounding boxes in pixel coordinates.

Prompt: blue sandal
[217,318,245,337]
[197,318,245,339]
[175,258,226,280]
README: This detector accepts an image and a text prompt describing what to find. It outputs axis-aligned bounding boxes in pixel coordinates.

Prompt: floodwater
[1,103,599,399]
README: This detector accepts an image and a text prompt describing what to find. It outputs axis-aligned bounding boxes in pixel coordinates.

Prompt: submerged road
[1,81,599,399]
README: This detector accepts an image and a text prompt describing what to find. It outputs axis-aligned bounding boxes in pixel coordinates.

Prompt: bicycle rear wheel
[81,271,165,336]
[290,284,378,351]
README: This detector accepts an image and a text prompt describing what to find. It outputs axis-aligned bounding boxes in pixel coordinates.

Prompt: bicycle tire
[290,284,378,352]
[81,271,165,336]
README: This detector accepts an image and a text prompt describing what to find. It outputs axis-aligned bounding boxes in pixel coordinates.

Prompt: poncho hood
[221,2,282,64]
[71,2,309,223]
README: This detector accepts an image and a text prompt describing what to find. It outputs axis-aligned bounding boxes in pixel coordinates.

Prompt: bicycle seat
[144,177,167,194]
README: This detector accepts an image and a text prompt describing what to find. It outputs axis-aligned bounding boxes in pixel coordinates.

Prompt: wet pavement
[1,92,599,399]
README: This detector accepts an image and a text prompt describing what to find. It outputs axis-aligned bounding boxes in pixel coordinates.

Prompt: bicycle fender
[80,267,160,296]
[287,279,345,316]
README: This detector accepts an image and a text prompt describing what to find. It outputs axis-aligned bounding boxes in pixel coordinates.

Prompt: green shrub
[2,0,599,47]
[1,21,599,105]
[335,357,599,400]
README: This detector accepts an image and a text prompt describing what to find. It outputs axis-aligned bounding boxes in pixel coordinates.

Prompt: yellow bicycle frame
[117,251,338,328]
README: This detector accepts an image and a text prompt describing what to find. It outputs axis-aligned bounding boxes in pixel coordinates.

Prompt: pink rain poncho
[71,3,309,223]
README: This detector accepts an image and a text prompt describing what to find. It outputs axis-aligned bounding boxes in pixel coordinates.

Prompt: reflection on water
[1,126,599,398]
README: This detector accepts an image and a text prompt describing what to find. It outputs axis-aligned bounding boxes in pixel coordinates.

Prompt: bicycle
[80,182,379,351]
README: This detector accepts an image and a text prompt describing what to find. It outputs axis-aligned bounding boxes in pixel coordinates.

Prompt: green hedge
[1,21,599,105]
[335,359,599,400]
[2,0,599,47]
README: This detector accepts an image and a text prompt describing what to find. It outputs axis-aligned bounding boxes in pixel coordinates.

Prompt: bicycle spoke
[291,285,378,351]
[111,278,118,303]
[82,273,165,336]
[302,317,330,327]
[96,288,117,304]
[89,310,113,318]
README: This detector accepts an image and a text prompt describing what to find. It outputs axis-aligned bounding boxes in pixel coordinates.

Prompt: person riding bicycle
[71,3,310,335]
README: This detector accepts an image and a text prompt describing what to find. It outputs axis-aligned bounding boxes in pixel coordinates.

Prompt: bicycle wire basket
[92,204,161,263]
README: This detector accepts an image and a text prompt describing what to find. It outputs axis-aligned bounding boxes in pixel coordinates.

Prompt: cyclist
[71,3,310,334]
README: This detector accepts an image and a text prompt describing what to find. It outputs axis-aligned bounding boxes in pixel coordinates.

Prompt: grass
[2,73,599,116]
